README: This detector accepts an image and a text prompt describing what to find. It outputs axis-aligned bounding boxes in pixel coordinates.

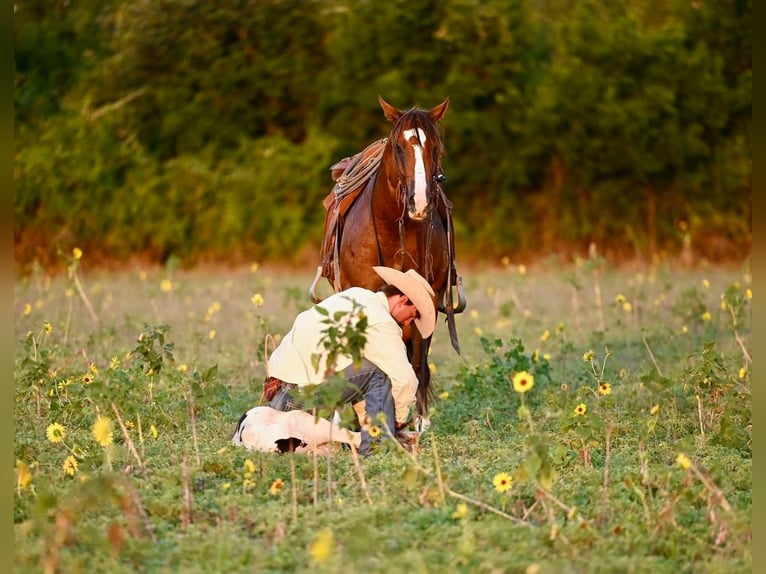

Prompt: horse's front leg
[407,330,433,430]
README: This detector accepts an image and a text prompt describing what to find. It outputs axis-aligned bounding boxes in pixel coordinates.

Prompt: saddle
[319,139,387,288]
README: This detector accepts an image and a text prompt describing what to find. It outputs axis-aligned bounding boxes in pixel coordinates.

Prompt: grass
[14,253,752,573]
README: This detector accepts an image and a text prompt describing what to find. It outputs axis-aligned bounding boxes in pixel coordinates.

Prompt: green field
[14,255,752,573]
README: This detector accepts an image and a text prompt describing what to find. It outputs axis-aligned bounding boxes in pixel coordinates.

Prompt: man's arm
[363,321,419,425]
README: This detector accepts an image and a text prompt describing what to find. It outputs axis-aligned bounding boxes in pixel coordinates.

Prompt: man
[262,266,435,455]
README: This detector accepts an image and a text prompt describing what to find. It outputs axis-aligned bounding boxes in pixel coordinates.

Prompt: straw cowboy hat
[373,266,436,338]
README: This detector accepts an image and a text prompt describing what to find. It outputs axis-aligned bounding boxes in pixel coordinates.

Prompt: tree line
[14,0,751,271]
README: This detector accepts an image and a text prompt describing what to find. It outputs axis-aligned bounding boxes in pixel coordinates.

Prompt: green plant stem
[349,443,372,505]
[112,402,147,479]
[72,270,99,325]
[728,306,752,365]
[598,421,613,527]
[431,439,447,507]
[447,488,534,527]
[290,452,298,524]
[642,334,664,377]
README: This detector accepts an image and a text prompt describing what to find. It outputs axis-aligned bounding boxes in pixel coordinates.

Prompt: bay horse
[309,96,466,424]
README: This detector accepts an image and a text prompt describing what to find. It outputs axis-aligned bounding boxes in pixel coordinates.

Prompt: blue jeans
[268,359,396,455]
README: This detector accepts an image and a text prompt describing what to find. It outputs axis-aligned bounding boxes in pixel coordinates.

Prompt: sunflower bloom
[72,247,83,260]
[251,293,265,307]
[598,382,612,396]
[583,350,595,362]
[493,472,514,493]
[739,367,747,379]
[63,455,78,476]
[92,416,114,447]
[574,403,587,416]
[368,425,381,438]
[269,478,284,496]
[46,423,66,443]
[452,502,468,519]
[701,311,711,322]
[511,371,534,394]
[244,459,256,474]
[676,453,692,470]
[309,528,334,563]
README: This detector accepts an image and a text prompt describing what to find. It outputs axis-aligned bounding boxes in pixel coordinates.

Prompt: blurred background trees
[14,0,751,270]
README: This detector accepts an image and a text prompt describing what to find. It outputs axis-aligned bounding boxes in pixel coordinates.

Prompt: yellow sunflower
[269,478,284,496]
[46,422,66,443]
[493,472,514,493]
[92,416,114,447]
[63,455,78,476]
[511,371,534,394]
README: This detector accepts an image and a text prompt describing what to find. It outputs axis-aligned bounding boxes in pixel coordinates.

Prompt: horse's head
[379,96,449,221]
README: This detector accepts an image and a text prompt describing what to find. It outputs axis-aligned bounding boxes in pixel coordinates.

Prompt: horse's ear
[378,95,402,123]
[428,97,450,123]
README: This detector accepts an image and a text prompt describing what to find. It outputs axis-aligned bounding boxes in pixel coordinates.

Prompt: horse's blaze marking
[403,127,428,217]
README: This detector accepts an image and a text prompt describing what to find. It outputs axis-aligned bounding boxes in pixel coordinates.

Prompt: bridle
[387,115,447,222]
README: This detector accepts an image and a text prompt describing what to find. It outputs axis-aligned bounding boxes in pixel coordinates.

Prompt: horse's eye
[395,143,405,157]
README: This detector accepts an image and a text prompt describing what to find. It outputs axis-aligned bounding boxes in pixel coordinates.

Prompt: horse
[309,96,466,423]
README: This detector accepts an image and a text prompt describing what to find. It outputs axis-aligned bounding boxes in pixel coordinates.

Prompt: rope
[258,333,277,406]
[334,138,387,201]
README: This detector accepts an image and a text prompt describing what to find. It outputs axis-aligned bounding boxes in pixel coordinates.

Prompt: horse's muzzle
[406,188,432,221]
[408,207,430,221]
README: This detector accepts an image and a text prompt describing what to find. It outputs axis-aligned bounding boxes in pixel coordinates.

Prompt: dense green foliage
[14,262,751,572]
[14,0,751,269]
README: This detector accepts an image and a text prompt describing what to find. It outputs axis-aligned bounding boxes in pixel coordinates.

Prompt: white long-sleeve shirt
[267,287,418,424]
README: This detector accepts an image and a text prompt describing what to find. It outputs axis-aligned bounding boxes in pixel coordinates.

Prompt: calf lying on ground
[232,406,361,454]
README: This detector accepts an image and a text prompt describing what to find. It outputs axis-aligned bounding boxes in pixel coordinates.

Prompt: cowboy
[263,266,436,455]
